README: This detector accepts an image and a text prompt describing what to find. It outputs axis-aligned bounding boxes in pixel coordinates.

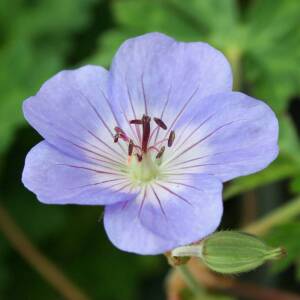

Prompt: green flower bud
[171,231,285,274]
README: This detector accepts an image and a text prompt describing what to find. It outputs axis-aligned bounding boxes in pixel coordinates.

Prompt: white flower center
[128,153,161,185]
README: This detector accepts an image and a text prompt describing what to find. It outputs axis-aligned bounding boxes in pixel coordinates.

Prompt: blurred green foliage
[0,0,97,155]
[1,0,300,299]
[92,0,300,114]
[267,222,300,277]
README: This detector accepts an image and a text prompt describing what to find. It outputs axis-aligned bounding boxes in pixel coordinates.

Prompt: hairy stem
[0,203,91,300]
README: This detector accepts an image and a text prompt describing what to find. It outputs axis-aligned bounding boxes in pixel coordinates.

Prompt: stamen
[113,134,119,143]
[168,131,175,147]
[156,146,165,159]
[130,119,143,125]
[154,117,167,130]
[142,115,151,124]
[113,115,173,162]
[148,146,160,152]
[128,139,134,156]
[115,127,129,142]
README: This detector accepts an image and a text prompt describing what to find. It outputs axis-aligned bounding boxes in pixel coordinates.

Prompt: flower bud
[171,231,285,274]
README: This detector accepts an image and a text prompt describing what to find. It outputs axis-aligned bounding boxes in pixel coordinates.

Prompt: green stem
[244,196,300,236]
[176,264,204,297]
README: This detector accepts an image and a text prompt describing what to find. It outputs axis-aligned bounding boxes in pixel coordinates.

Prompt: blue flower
[22,33,278,255]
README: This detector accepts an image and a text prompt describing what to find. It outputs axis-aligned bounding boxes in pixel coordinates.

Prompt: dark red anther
[119,133,129,142]
[115,127,125,135]
[130,119,143,125]
[136,153,143,162]
[168,131,175,147]
[113,134,119,143]
[128,139,134,156]
[154,117,167,130]
[115,127,129,142]
[156,146,165,159]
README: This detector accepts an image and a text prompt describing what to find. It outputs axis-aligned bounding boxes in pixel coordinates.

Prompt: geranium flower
[22,33,278,255]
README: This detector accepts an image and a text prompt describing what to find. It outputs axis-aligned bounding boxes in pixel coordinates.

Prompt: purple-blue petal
[165,92,279,182]
[23,65,126,164]
[108,32,233,133]
[22,141,137,205]
[141,174,223,244]
[104,201,176,255]
[104,174,223,254]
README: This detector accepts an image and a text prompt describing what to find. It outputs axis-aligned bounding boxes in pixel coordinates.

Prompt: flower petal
[165,92,279,181]
[104,174,223,254]
[104,201,176,255]
[23,65,127,165]
[108,32,232,134]
[141,174,223,244]
[22,142,137,205]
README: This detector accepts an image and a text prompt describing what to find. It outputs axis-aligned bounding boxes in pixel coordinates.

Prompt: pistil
[142,115,151,153]
[129,153,160,184]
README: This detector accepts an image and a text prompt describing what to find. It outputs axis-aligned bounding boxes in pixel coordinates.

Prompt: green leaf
[91,0,241,65]
[245,0,300,113]
[114,0,200,38]
[0,0,97,155]
[279,115,300,163]
[290,176,300,194]
[89,30,131,67]
[169,0,238,31]
[93,0,300,115]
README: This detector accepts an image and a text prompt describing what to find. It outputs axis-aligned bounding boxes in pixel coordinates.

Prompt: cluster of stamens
[113,115,175,162]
